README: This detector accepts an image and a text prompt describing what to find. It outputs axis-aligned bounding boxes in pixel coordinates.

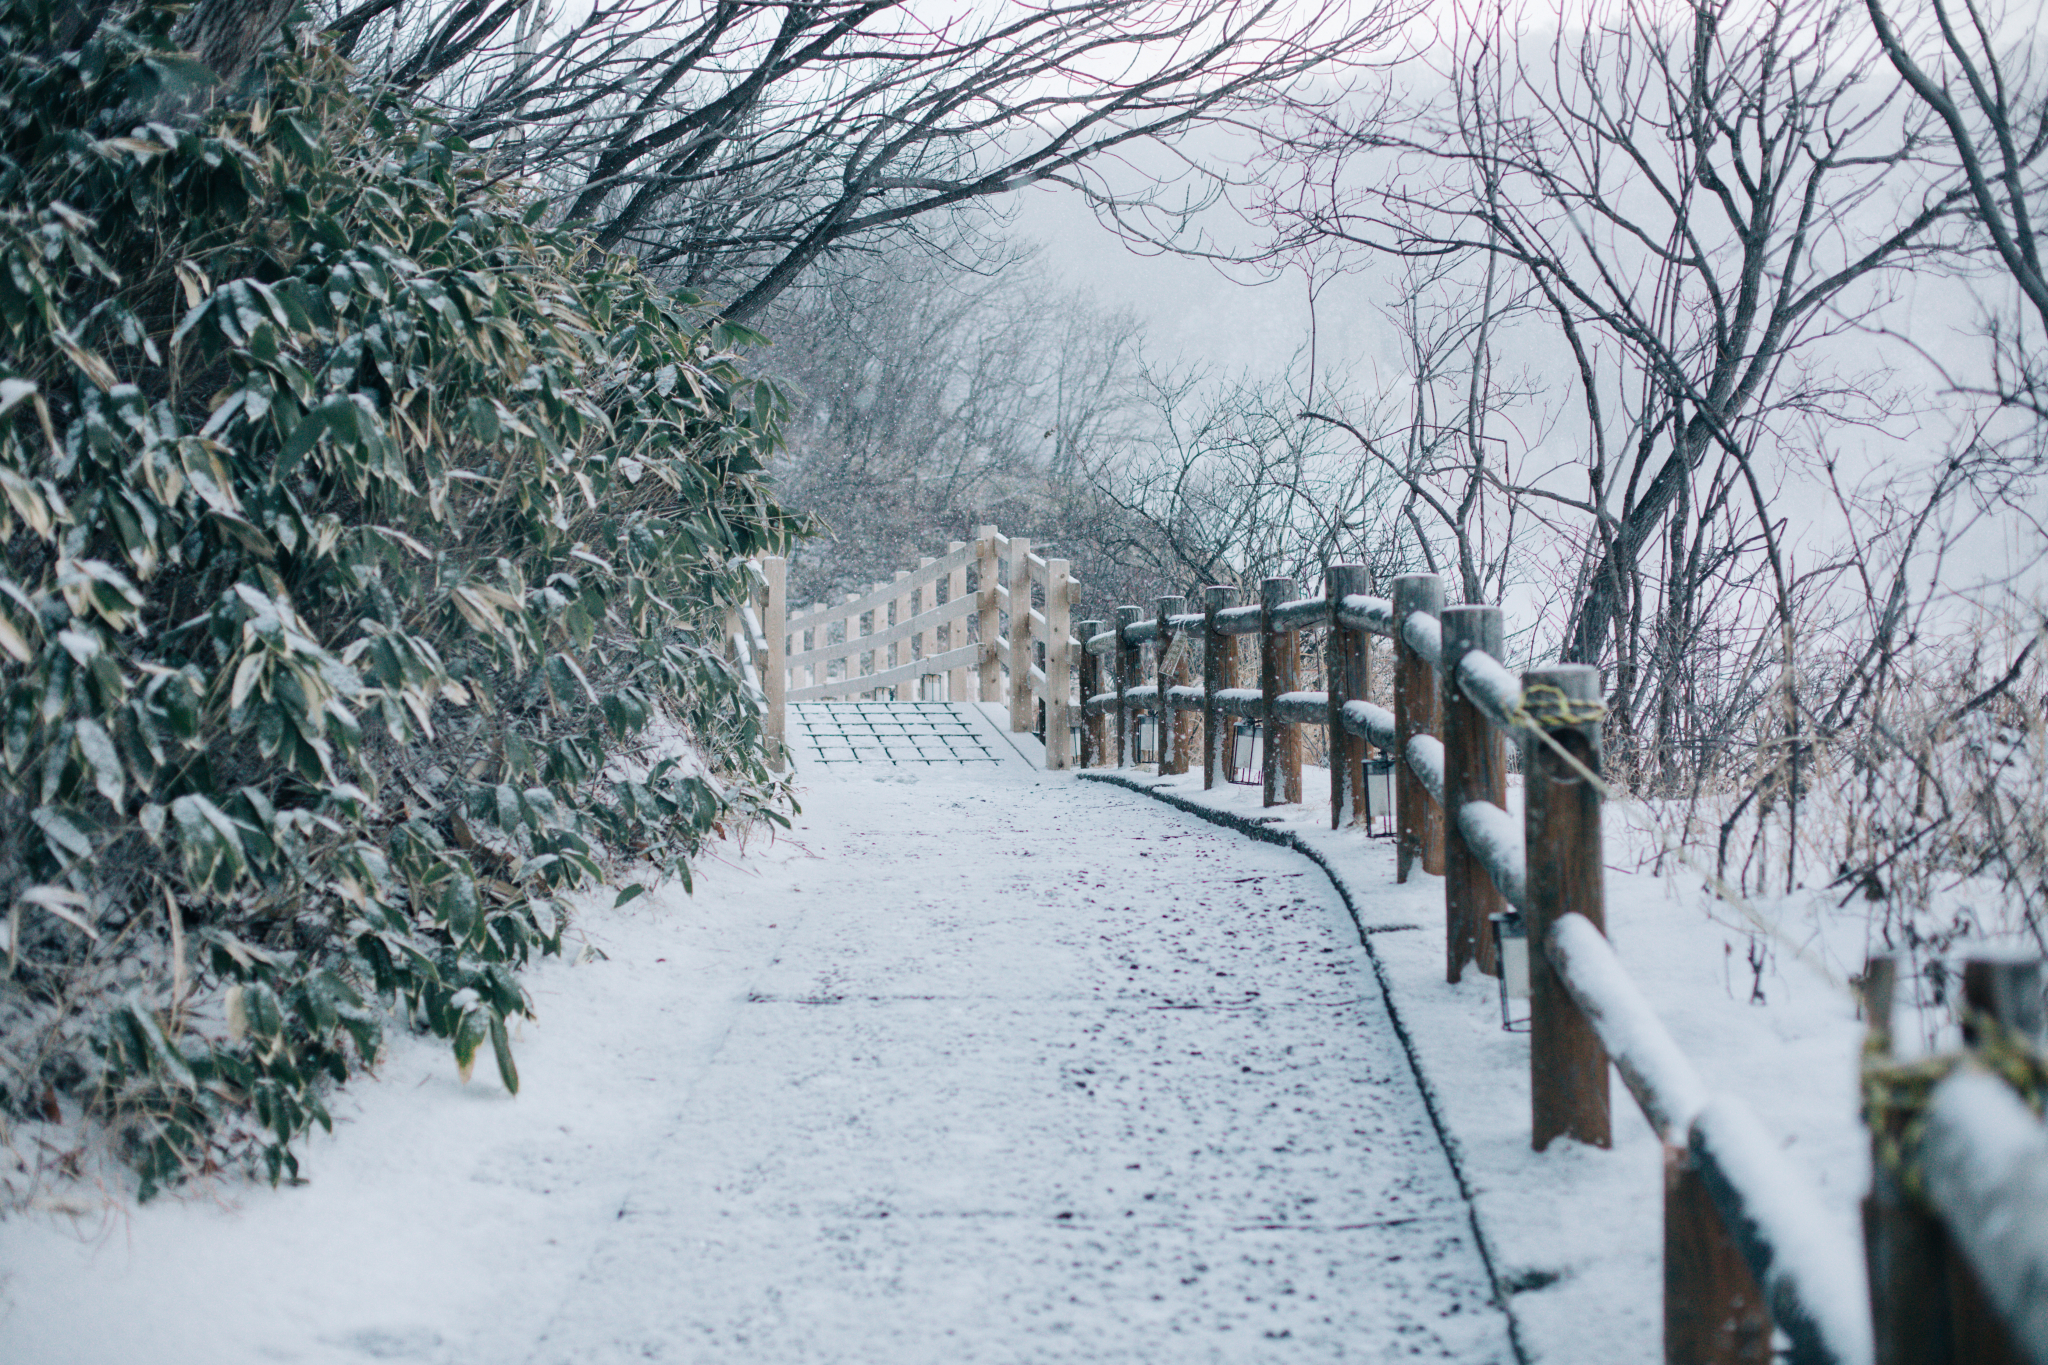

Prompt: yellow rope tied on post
[1862,1014,2048,1196]
[1509,681,1608,732]
[1498,674,1846,991]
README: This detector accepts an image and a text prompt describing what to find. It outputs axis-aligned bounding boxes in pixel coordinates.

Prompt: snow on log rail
[750,539,2048,1365]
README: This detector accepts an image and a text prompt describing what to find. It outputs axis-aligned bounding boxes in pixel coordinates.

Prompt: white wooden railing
[764,527,1083,767]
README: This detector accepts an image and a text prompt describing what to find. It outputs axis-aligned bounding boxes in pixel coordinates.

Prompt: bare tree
[1072,359,1411,600]
[1866,0,2048,414]
[753,241,1148,603]
[324,0,1414,324]
[1253,0,1976,774]
[1305,249,1546,607]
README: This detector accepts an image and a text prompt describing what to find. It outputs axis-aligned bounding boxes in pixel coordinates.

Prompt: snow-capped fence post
[1077,620,1104,767]
[1919,1069,2048,1365]
[844,591,864,689]
[913,558,936,696]
[1522,662,1611,1151]
[1393,574,1446,882]
[1949,956,2041,1365]
[975,527,1001,702]
[1442,606,1508,983]
[1919,954,2048,1365]
[1006,538,1033,731]
[1155,596,1187,774]
[1203,585,1237,789]
[1115,605,1141,767]
[760,555,786,772]
[1862,953,2044,1365]
[1044,559,1074,769]
[1260,577,1302,806]
[1326,563,1372,830]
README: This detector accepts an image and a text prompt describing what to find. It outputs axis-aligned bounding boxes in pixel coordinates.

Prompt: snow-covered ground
[0,762,1529,1364]
[1088,762,1871,1363]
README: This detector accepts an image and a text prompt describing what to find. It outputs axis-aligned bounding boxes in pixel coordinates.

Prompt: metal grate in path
[789,700,1007,766]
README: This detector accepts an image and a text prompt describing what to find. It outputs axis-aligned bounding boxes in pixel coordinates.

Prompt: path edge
[1078,769,1534,1365]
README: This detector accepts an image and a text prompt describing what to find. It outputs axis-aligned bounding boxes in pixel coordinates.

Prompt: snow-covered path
[2,765,1515,1363]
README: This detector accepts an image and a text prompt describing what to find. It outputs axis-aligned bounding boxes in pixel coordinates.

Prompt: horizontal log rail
[753,544,2046,1365]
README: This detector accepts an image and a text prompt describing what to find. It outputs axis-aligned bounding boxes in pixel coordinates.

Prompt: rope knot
[1512,681,1607,731]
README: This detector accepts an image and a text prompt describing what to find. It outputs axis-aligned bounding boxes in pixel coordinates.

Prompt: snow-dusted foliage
[0,2,800,1202]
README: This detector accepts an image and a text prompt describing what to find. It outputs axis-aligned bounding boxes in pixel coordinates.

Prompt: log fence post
[1077,620,1103,768]
[1664,1142,1772,1365]
[1948,957,2038,1365]
[1007,538,1033,731]
[1861,955,2040,1365]
[1203,585,1237,789]
[1442,605,1508,981]
[913,557,936,697]
[1326,563,1370,829]
[1045,560,1074,770]
[760,555,786,772]
[1260,577,1301,807]
[1523,662,1611,1151]
[975,526,1000,703]
[1393,574,1445,879]
[1156,595,1185,774]
[800,603,817,692]
[1862,956,1950,1365]
[1115,605,1140,767]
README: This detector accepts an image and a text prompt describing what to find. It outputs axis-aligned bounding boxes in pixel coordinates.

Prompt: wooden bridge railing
[755,543,2048,1365]
[760,528,1084,767]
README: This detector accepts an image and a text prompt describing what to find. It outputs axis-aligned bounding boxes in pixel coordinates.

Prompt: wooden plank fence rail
[754,544,2048,1365]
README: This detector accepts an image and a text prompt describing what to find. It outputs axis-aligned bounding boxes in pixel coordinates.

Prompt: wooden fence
[768,527,1081,767]
[756,546,2048,1365]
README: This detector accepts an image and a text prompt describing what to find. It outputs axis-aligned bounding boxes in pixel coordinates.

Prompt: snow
[1690,1097,1872,1364]
[1334,594,1393,637]
[1455,800,1525,910]
[1403,612,1443,669]
[3,715,1885,1365]
[1453,652,1522,733]
[1214,604,1261,635]
[1,764,1516,1364]
[1922,1069,2048,1360]
[1213,686,1261,717]
[1407,734,1446,807]
[1340,699,1396,750]
[1270,597,1327,632]
[1546,913,1707,1142]
[1086,761,1872,1365]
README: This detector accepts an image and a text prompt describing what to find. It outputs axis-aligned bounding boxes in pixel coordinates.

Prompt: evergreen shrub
[0,0,800,1198]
